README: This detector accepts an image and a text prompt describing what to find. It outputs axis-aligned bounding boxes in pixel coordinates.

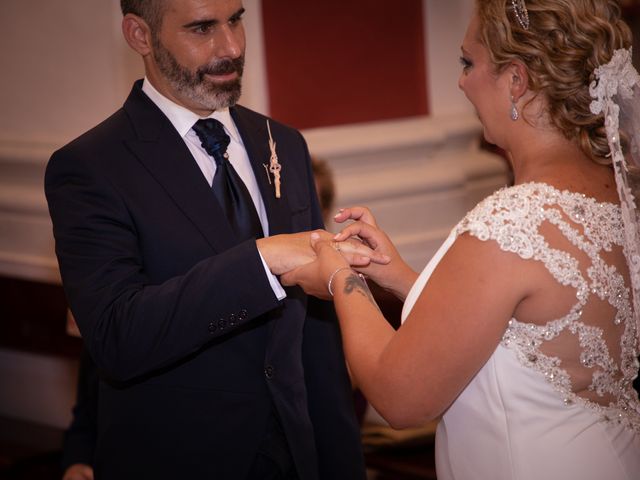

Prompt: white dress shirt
[142,78,285,300]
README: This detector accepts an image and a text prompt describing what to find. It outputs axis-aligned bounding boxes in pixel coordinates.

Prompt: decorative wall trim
[304,112,508,270]
[0,140,59,283]
[0,113,507,284]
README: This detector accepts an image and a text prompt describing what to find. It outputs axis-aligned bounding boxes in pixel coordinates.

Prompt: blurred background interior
[1,1,639,479]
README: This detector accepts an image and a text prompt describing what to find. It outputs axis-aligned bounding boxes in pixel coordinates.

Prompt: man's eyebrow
[183,18,216,29]
[182,7,245,29]
[230,7,246,22]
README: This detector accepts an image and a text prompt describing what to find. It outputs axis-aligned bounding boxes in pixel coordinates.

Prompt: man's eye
[194,24,213,34]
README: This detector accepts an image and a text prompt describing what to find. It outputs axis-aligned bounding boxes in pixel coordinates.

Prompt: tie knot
[193,118,231,165]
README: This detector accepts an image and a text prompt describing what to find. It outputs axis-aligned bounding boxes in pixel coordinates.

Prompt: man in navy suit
[45,1,370,478]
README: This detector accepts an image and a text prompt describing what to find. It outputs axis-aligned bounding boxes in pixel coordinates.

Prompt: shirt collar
[141,77,242,143]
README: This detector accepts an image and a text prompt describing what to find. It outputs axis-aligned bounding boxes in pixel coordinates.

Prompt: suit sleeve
[297,129,327,231]
[45,147,281,383]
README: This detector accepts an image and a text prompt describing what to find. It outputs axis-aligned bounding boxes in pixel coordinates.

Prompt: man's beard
[152,37,244,111]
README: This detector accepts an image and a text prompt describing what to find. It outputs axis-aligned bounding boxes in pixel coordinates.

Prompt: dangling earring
[510,96,519,121]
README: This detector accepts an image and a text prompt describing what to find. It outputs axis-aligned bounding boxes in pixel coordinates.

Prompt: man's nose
[215,24,243,58]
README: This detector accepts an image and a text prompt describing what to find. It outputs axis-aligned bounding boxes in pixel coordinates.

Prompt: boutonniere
[263,120,282,199]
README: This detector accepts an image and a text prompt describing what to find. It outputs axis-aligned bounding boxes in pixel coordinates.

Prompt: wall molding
[0,112,507,283]
[0,140,59,283]
[304,112,508,269]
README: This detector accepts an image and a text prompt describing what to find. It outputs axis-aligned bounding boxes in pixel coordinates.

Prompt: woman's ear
[122,13,153,56]
[508,61,529,101]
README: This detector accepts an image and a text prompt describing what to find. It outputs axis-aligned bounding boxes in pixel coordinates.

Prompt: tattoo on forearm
[343,273,380,311]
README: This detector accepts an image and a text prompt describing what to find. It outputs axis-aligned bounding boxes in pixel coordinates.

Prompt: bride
[282,0,640,478]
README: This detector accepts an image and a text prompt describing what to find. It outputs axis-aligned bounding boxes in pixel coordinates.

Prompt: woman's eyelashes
[459,56,473,71]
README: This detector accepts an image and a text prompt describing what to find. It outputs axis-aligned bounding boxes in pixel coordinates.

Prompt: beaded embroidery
[456,182,640,432]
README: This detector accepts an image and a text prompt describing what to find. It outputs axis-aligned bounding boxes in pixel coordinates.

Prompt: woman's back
[412,182,640,479]
[493,182,638,415]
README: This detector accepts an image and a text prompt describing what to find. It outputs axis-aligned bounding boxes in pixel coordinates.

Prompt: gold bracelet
[327,267,352,296]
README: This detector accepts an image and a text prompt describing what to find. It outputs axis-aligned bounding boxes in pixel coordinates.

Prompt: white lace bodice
[455,182,640,432]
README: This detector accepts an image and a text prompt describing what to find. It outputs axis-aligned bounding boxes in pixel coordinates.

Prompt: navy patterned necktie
[192,119,263,241]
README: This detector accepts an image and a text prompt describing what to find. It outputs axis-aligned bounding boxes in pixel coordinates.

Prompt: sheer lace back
[456,182,640,432]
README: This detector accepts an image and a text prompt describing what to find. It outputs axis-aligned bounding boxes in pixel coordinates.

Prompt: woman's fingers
[341,237,389,265]
[312,232,389,266]
[333,206,378,227]
[334,223,393,267]
[333,222,375,245]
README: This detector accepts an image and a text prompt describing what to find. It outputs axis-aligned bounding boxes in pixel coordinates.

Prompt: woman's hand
[280,233,351,299]
[334,206,417,300]
[335,235,390,268]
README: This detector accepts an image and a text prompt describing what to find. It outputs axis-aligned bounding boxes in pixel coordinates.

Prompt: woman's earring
[510,96,519,121]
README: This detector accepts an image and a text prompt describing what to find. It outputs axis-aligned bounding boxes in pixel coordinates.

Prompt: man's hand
[257,231,327,276]
[257,230,389,276]
[63,464,94,480]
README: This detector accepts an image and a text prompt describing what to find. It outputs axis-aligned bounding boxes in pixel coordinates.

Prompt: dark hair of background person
[311,157,335,224]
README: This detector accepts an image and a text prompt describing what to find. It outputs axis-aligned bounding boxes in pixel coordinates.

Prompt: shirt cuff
[258,250,287,301]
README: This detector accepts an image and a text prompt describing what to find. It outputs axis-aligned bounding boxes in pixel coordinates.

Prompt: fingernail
[333,234,340,240]
[311,232,319,240]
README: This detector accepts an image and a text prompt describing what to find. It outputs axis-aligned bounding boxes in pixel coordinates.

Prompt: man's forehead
[163,0,244,19]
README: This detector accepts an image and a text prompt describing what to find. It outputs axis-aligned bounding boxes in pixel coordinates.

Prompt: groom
[45,0,366,478]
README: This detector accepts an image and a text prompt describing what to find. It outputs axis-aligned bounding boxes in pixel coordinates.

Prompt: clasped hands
[258,207,413,300]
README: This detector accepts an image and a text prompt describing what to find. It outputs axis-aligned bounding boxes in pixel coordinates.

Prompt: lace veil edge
[590,48,640,351]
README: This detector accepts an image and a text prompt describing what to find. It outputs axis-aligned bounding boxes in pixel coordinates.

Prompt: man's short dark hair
[120,0,166,33]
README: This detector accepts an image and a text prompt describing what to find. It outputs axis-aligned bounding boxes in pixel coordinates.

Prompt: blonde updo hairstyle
[476,0,632,165]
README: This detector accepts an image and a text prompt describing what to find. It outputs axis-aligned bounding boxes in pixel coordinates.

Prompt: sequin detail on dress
[456,182,640,432]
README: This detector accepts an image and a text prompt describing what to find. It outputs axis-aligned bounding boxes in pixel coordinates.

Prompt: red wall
[262,0,429,130]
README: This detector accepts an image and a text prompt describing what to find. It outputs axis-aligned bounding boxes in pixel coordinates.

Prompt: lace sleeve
[454,183,626,296]
[455,185,541,260]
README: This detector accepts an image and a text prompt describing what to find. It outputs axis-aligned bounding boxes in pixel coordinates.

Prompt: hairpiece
[510,0,530,30]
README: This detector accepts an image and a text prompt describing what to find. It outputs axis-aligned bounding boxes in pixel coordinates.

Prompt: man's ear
[508,61,529,102]
[122,13,153,56]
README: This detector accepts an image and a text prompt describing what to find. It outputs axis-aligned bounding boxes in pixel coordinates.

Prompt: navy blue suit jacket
[45,81,365,479]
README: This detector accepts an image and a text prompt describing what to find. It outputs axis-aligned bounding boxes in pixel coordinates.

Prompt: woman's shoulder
[456,182,550,232]
[454,181,622,258]
[460,181,620,225]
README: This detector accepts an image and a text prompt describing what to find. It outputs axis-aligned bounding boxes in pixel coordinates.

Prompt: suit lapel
[123,82,237,252]
[231,106,292,236]
[230,107,305,363]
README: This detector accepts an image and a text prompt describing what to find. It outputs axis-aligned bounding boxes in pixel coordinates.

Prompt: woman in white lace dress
[282,0,640,478]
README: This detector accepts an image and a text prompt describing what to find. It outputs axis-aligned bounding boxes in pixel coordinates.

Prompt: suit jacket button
[218,319,226,330]
[208,322,217,334]
[264,365,274,379]
[229,313,237,326]
[238,309,248,320]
